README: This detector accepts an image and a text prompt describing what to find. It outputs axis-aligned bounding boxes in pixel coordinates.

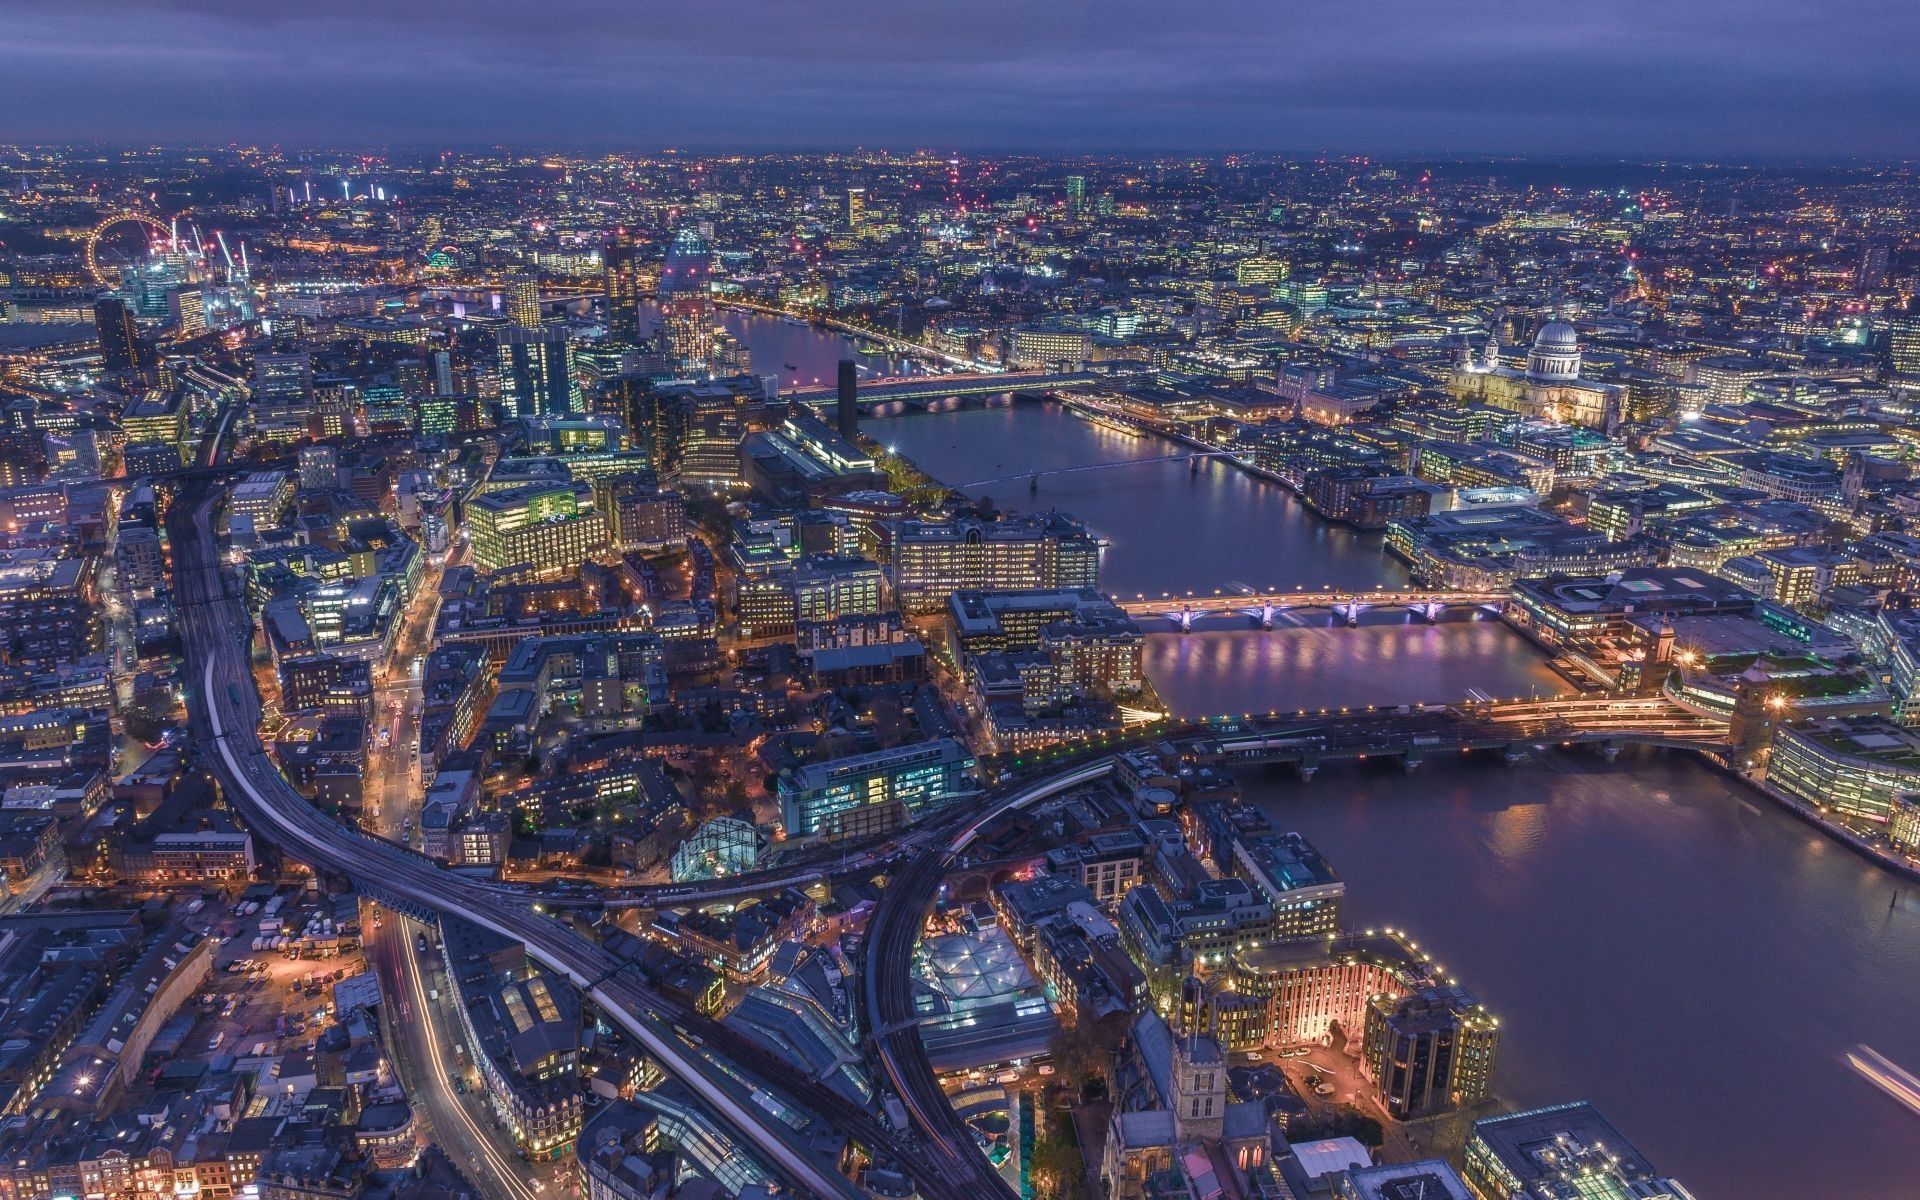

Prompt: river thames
[712,305,1920,1197]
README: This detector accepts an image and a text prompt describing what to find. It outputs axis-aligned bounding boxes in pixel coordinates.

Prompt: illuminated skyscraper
[603,229,640,338]
[659,229,714,374]
[497,327,581,417]
[1892,312,1920,377]
[846,187,867,229]
[506,273,542,330]
[1065,174,1086,213]
[253,350,314,409]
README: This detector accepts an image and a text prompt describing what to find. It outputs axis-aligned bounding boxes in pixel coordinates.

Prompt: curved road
[171,480,922,1200]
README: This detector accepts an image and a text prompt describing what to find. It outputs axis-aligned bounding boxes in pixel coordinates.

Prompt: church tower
[1171,1033,1226,1143]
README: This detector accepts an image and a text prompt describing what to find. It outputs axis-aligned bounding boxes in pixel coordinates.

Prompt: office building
[777,738,975,841]
[659,229,714,373]
[1463,1102,1691,1200]
[498,326,582,416]
[1230,832,1345,940]
[1362,984,1499,1118]
[228,471,293,527]
[846,186,867,228]
[92,296,145,376]
[468,481,608,576]
[890,513,1100,614]
[661,383,752,489]
[252,350,313,408]
[506,273,542,329]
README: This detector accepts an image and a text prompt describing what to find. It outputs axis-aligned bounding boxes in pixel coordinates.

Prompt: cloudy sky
[7,0,1913,156]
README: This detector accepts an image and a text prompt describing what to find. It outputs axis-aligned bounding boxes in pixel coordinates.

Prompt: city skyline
[2,32,1919,1194]
[9,0,1919,157]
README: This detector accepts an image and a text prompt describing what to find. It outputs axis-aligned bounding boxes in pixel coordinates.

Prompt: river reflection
[714,310,1914,1197]
[1254,749,1920,1199]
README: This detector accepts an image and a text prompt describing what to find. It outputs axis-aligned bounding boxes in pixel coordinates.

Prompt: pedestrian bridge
[787,370,1096,406]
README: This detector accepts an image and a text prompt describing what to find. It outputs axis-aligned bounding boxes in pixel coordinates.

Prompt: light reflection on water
[723,318,1918,1197]
[1254,751,1920,1200]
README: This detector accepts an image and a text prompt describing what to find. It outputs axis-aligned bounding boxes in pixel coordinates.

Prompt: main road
[169,479,964,1200]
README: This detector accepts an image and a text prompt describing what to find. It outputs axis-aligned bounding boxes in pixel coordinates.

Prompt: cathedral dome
[1527,321,1582,381]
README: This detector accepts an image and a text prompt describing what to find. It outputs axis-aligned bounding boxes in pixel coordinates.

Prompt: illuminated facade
[468,482,608,576]
[776,738,975,841]
[506,273,542,329]
[1463,1102,1691,1200]
[659,229,714,373]
[498,326,582,416]
[1449,322,1623,431]
[602,228,640,337]
[1766,717,1920,825]
[889,514,1100,615]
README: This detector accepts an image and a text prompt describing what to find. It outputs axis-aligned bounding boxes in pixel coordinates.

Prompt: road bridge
[1117,586,1508,629]
[786,370,1096,407]
[861,698,1728,1183]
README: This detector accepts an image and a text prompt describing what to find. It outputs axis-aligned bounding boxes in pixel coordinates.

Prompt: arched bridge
[1118,585,1508,629]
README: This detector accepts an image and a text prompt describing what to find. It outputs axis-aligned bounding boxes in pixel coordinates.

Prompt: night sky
[9,0,1914,156]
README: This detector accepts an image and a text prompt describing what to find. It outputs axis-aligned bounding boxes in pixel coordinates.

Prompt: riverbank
[1742,770,1920,883]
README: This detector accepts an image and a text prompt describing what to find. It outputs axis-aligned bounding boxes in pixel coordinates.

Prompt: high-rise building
[1065,174,1086,214]
[1891,312,1920,377]
[659,229,713,374]
[603,229,640,338]
[675,384,752,489]
[252,351,314,409]
[505,274,542,330]
[93,296,145,377]
[166,286,207,337]
[836,359,860,440]
[432,349,454,396]
[846,186,867,229]
[497,327,581,417]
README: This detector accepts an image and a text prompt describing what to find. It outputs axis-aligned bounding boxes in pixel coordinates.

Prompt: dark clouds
[5,0,1914,155]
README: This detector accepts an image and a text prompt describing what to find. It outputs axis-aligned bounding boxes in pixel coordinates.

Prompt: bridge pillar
[1259,604,1274,630]
[1601,740,1621,762]
[1296,754,1320,781]
[1422,601,1444,623]
[1179,608,1193,633]
[1402,748,1424,773]
[1504,741,1529,766]
[1338,599,1367,627]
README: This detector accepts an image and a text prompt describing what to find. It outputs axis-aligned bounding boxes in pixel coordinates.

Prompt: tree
[1048,1013,1121,1093]
[1028,1121,1086,1200]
